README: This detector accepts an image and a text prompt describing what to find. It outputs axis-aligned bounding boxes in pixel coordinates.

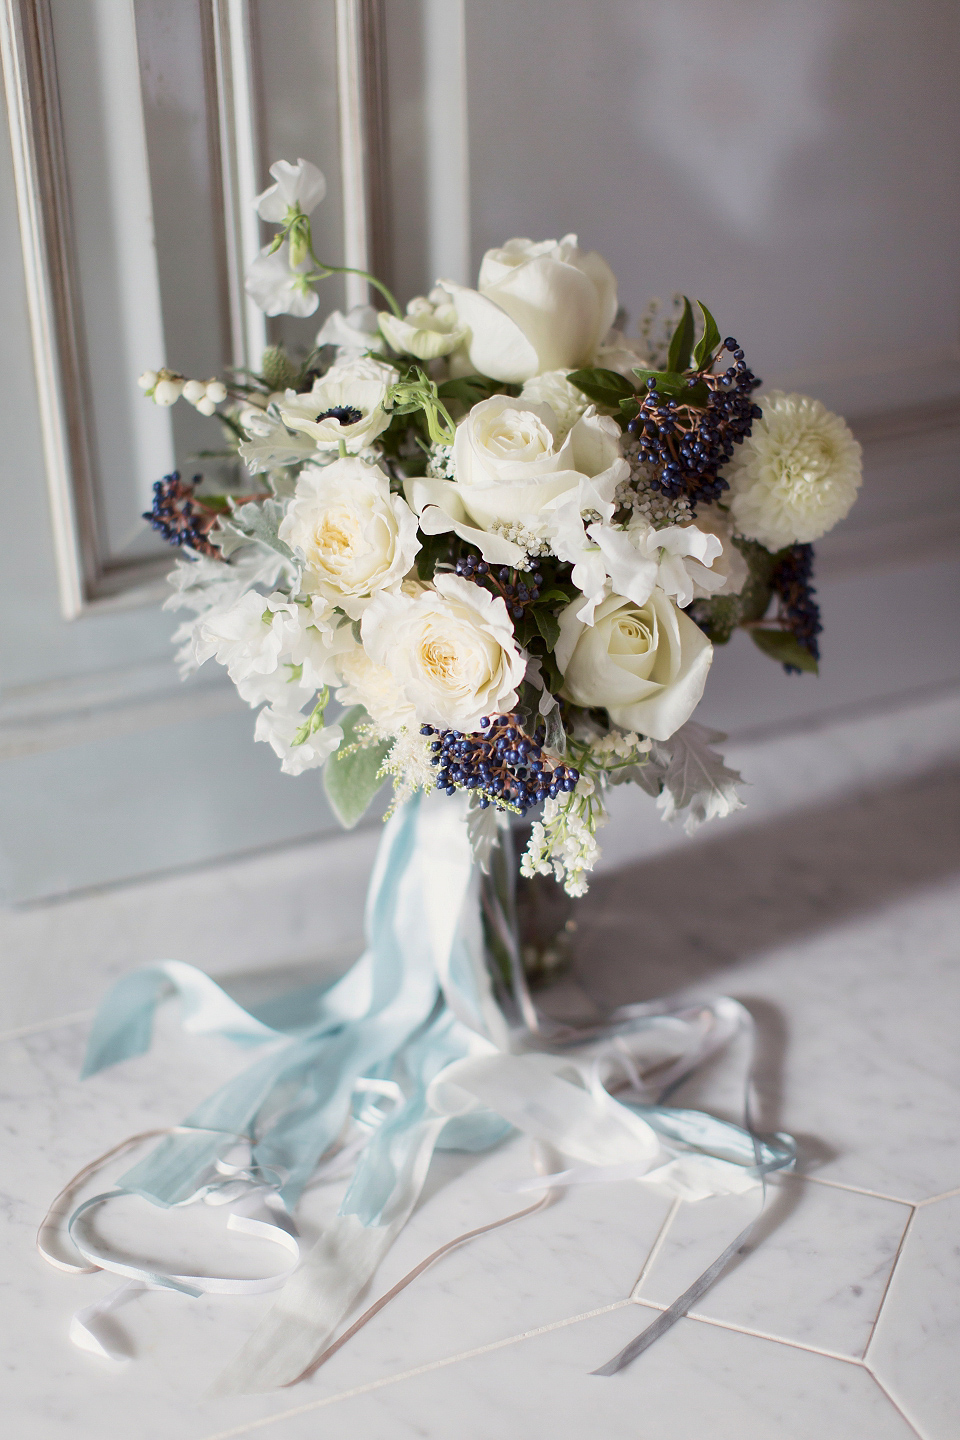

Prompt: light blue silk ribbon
[63,792,795,1389]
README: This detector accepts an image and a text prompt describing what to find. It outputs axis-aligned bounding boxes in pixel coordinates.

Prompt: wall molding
[335,0,390,307]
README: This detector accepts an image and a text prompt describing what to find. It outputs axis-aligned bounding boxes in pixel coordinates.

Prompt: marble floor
[2,698,959,1439]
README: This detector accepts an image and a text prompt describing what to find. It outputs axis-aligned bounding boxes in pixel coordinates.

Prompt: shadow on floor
[571,759,960,1011]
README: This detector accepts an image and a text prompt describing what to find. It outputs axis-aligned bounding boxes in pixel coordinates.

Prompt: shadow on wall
[573,760,960,1007]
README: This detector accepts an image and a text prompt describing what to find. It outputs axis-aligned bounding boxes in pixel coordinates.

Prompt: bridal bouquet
[142,158,862,893]
[50,158,859,1389]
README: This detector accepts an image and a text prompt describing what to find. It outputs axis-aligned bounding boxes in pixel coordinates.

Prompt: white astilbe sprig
[379,727,436,812]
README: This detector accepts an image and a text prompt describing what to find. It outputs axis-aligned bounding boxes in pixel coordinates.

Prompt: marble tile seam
[862,1365,931,1440]
[629,1194,682,1298]
[861,1207,918,1365]
[196,1300,636,1440]
[803,1172,919,1209]
[916,1184,960,1207]
[628,1296,866,1366]
[0,1008,94,1045]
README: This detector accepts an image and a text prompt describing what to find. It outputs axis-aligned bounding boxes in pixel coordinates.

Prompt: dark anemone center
[317,405,363,427]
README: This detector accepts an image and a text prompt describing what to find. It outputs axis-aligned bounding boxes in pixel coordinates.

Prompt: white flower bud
[137,369,158,390]
[205,380,227,403]
[182,378,207,405]
[153,377,184,406]
[194,396,217,416]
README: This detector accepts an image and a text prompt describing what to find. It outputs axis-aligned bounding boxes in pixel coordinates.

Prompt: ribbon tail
[69,1279,151,1362]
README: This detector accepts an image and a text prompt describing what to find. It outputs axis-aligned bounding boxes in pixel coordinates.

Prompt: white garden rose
[279,356,398,454]
[361,574,525,731]
[725,392,862,551]
[442,235,618,383]
[378,288,468,361]
[278,457,420,617]
[406,398,627,567]
[555,589,713,741]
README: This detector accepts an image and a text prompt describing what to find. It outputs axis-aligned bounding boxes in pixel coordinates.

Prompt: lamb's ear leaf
[323,706,391,828]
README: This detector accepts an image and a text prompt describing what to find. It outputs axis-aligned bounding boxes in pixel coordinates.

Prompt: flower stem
[308,247,402,317]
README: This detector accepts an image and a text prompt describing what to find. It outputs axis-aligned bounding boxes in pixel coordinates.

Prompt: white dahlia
[726,392,862,551]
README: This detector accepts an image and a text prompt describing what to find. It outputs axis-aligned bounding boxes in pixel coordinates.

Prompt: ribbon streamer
[42,793,795,1388]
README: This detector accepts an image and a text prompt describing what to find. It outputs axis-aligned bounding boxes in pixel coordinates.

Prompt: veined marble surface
[2,692,959,1439]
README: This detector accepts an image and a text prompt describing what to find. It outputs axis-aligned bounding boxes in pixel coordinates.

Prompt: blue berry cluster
[627,338,762,504]
[453,555,543,620]
[421,713,580,814]
[771,544,821,671]
[143,472,220,557]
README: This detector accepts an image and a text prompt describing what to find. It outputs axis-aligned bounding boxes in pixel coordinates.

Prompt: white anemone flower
[726,392,862,550]
[254,158,326,222]
[279,356,398,453]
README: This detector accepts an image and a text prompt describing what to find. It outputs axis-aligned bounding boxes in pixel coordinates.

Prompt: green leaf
[566,367,637,408]
[323,707,391,828]
[436,375,513,409]
[750,628,819,674]
[630,370,710,407]
[666,296,695,374]
[692,301,721,371]
[533,606,561,651]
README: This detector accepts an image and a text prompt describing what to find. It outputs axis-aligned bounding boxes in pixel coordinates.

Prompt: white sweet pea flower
[556,589,713,742]
[406,399,627,567]
[442,235,618,383]
[238,405,320,473]
[361,574,525,732]
[277,457,420,617]
[278,356,398,454]
[378,289,468,361]
[254,703,343,775]
[593,327,651,378]
[196,591,302,683]
[519,370,589,440]
[725,392,862,550]
[685,504,749,598]
[334,640,418,735]
[245,242,319,318]
[588,517,725,610]
[316,304,386,362]
[254,158,326,222]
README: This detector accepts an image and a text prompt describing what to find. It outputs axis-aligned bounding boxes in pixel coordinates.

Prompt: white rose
[378,289,468,361]
[442,235,618,383]
[725,392,862,551]
[278,457,420,616]
[361,574,525,731]
[555,589,713,741]
[279,356,398,453]
[406,399,627,567]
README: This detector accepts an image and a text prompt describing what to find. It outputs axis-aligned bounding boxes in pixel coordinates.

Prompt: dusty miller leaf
[650,721,746,834]
[212,498,297,567]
